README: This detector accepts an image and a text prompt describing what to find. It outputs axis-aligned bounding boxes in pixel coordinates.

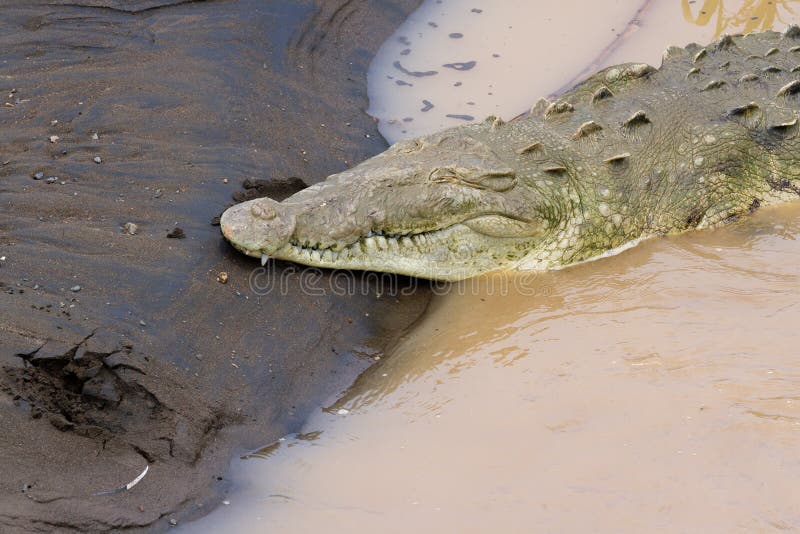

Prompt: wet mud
[0,0,426,531]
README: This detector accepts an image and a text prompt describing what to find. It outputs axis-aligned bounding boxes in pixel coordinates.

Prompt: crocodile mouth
[232,213,543,280]
[236,223,465,264]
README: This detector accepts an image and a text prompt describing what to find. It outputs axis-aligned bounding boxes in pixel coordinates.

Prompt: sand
[0,0,427,530]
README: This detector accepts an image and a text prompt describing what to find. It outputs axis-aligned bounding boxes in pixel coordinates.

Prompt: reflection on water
[683,0,800,38]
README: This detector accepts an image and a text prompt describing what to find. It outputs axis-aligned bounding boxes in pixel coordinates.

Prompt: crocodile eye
[429,167,516,192]
[473,172,517,192]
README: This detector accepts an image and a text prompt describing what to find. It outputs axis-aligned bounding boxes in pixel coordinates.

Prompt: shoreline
[0,1,426,530]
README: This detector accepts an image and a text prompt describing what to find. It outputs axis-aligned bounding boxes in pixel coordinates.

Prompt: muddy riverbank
[0,1,427,530]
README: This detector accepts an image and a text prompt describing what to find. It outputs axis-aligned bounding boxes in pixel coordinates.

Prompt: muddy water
[368,0,799,143]
[189,0,800,531]
[196,203,800,532]
[195,205,800,533]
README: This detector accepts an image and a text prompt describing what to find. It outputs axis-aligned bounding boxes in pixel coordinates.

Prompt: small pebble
[222,178,228,184]
[46,177,58,183]
[169,519,177,526]
[93,156,102,164]
[70,285,81,292]
[216,272,228,284]
[222,500,230,505]
[48,135,59,143]
[32,172,44,180]
[91,132,99,140]
[139,320,147,327]
[166,227,185,239]
[123,222,138,235]
[337,409,349,415]
[50,119,58,126]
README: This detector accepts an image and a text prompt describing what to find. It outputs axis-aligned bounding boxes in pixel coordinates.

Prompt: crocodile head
[221,130,562,281]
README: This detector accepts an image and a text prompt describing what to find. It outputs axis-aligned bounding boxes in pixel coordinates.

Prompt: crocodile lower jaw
[236,223,520,281]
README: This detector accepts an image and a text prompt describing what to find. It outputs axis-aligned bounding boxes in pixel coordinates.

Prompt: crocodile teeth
[261,254,269,266]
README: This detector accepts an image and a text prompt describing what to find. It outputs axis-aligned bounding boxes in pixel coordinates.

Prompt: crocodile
[221,28,800,281]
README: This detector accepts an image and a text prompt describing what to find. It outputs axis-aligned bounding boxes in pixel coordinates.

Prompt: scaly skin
[222,29,800,281]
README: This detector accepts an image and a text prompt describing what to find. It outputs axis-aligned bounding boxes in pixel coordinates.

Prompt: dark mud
[0,0,427,531]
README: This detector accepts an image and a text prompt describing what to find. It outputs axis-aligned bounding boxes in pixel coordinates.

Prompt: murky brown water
[194,203,800,532]
[369,0,800,142]
[189,0,800,531]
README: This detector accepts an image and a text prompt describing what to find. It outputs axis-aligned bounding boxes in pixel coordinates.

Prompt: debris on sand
[166,227,185,239]
[48,135,59,143]
[217,272,228,284]
[123,222,139,235]
[93,156,102,164]
[94,464,149,496]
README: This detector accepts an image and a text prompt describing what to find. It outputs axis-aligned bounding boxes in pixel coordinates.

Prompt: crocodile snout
[220,197,296,258]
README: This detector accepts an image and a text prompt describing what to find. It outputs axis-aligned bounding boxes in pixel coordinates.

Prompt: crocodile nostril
[251,203,277,220]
